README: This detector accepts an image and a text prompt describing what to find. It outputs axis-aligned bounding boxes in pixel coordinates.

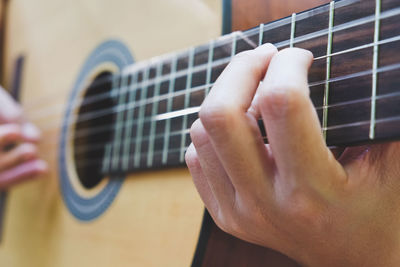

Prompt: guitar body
[0,0,329,266]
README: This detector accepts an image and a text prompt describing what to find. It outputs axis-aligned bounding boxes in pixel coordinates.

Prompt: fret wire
[231,32,237,57]
[179,47,195,162]
[258,23,264,46]
[111,75,129,170]
[205,40,214,95]
[146,63,163,167]
[162,56,178,164]
[323,1,335,140]
[134,67,150,168]
[109,76,120,99]
[101,143,112,173]
[122,72,138,170]
[290,13,296,48]
[370,0,382,140]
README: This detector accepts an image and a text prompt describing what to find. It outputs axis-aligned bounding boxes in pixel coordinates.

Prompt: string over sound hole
[73,72,115,189]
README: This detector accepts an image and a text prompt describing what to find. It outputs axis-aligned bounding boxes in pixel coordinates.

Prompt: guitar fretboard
[73,0,400,175]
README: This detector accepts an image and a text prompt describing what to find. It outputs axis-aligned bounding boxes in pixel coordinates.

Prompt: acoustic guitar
[1,0,399,266]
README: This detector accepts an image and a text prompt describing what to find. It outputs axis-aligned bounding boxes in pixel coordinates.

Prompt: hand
[0,87,47,189]
[186,44,400,266]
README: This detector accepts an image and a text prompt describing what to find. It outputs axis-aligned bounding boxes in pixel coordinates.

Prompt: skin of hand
[185,43,400,266]
[0,87,47,189]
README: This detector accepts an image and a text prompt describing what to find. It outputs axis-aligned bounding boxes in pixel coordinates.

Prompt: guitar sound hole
[73,72,114,189]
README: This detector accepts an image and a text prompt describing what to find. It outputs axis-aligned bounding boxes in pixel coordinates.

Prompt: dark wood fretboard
[73,0,400,175]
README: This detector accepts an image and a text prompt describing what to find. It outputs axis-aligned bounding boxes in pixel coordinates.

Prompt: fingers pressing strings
[258,48,346,194]
[194,44,278,201]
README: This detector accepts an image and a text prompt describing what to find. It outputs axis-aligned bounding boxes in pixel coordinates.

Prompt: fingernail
[36,160,48,172]
[22,123,41,141]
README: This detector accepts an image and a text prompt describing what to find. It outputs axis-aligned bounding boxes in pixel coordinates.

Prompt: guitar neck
[100,0,400,175]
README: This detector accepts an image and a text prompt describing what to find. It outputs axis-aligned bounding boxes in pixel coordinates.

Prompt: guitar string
[70,113,400,170]
[35,56,400,141]
[23,3,400,113]
[72,84,400,157]
[39,83,400,159]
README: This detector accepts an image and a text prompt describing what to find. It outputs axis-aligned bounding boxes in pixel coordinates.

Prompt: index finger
[198,44,277,197]
[0,88,41,142]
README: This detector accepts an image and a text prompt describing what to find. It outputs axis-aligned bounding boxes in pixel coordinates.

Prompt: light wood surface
[0,1,222,266]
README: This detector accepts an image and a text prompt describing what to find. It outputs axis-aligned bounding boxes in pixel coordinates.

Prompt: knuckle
[19,143,37,155]
[214,210,236,234]
[212,198,246,237]
[189,119,209,147]
[199,102,238,133]
[281,190,325,228]
[260,84,308,117]
[0,124,22,145]
[216,212,245,237]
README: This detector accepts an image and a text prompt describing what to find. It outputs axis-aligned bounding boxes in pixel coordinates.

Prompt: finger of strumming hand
[0,159,47,189]
[0,143,39,172]
[0,88,23,123]
[0,124,23,149]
